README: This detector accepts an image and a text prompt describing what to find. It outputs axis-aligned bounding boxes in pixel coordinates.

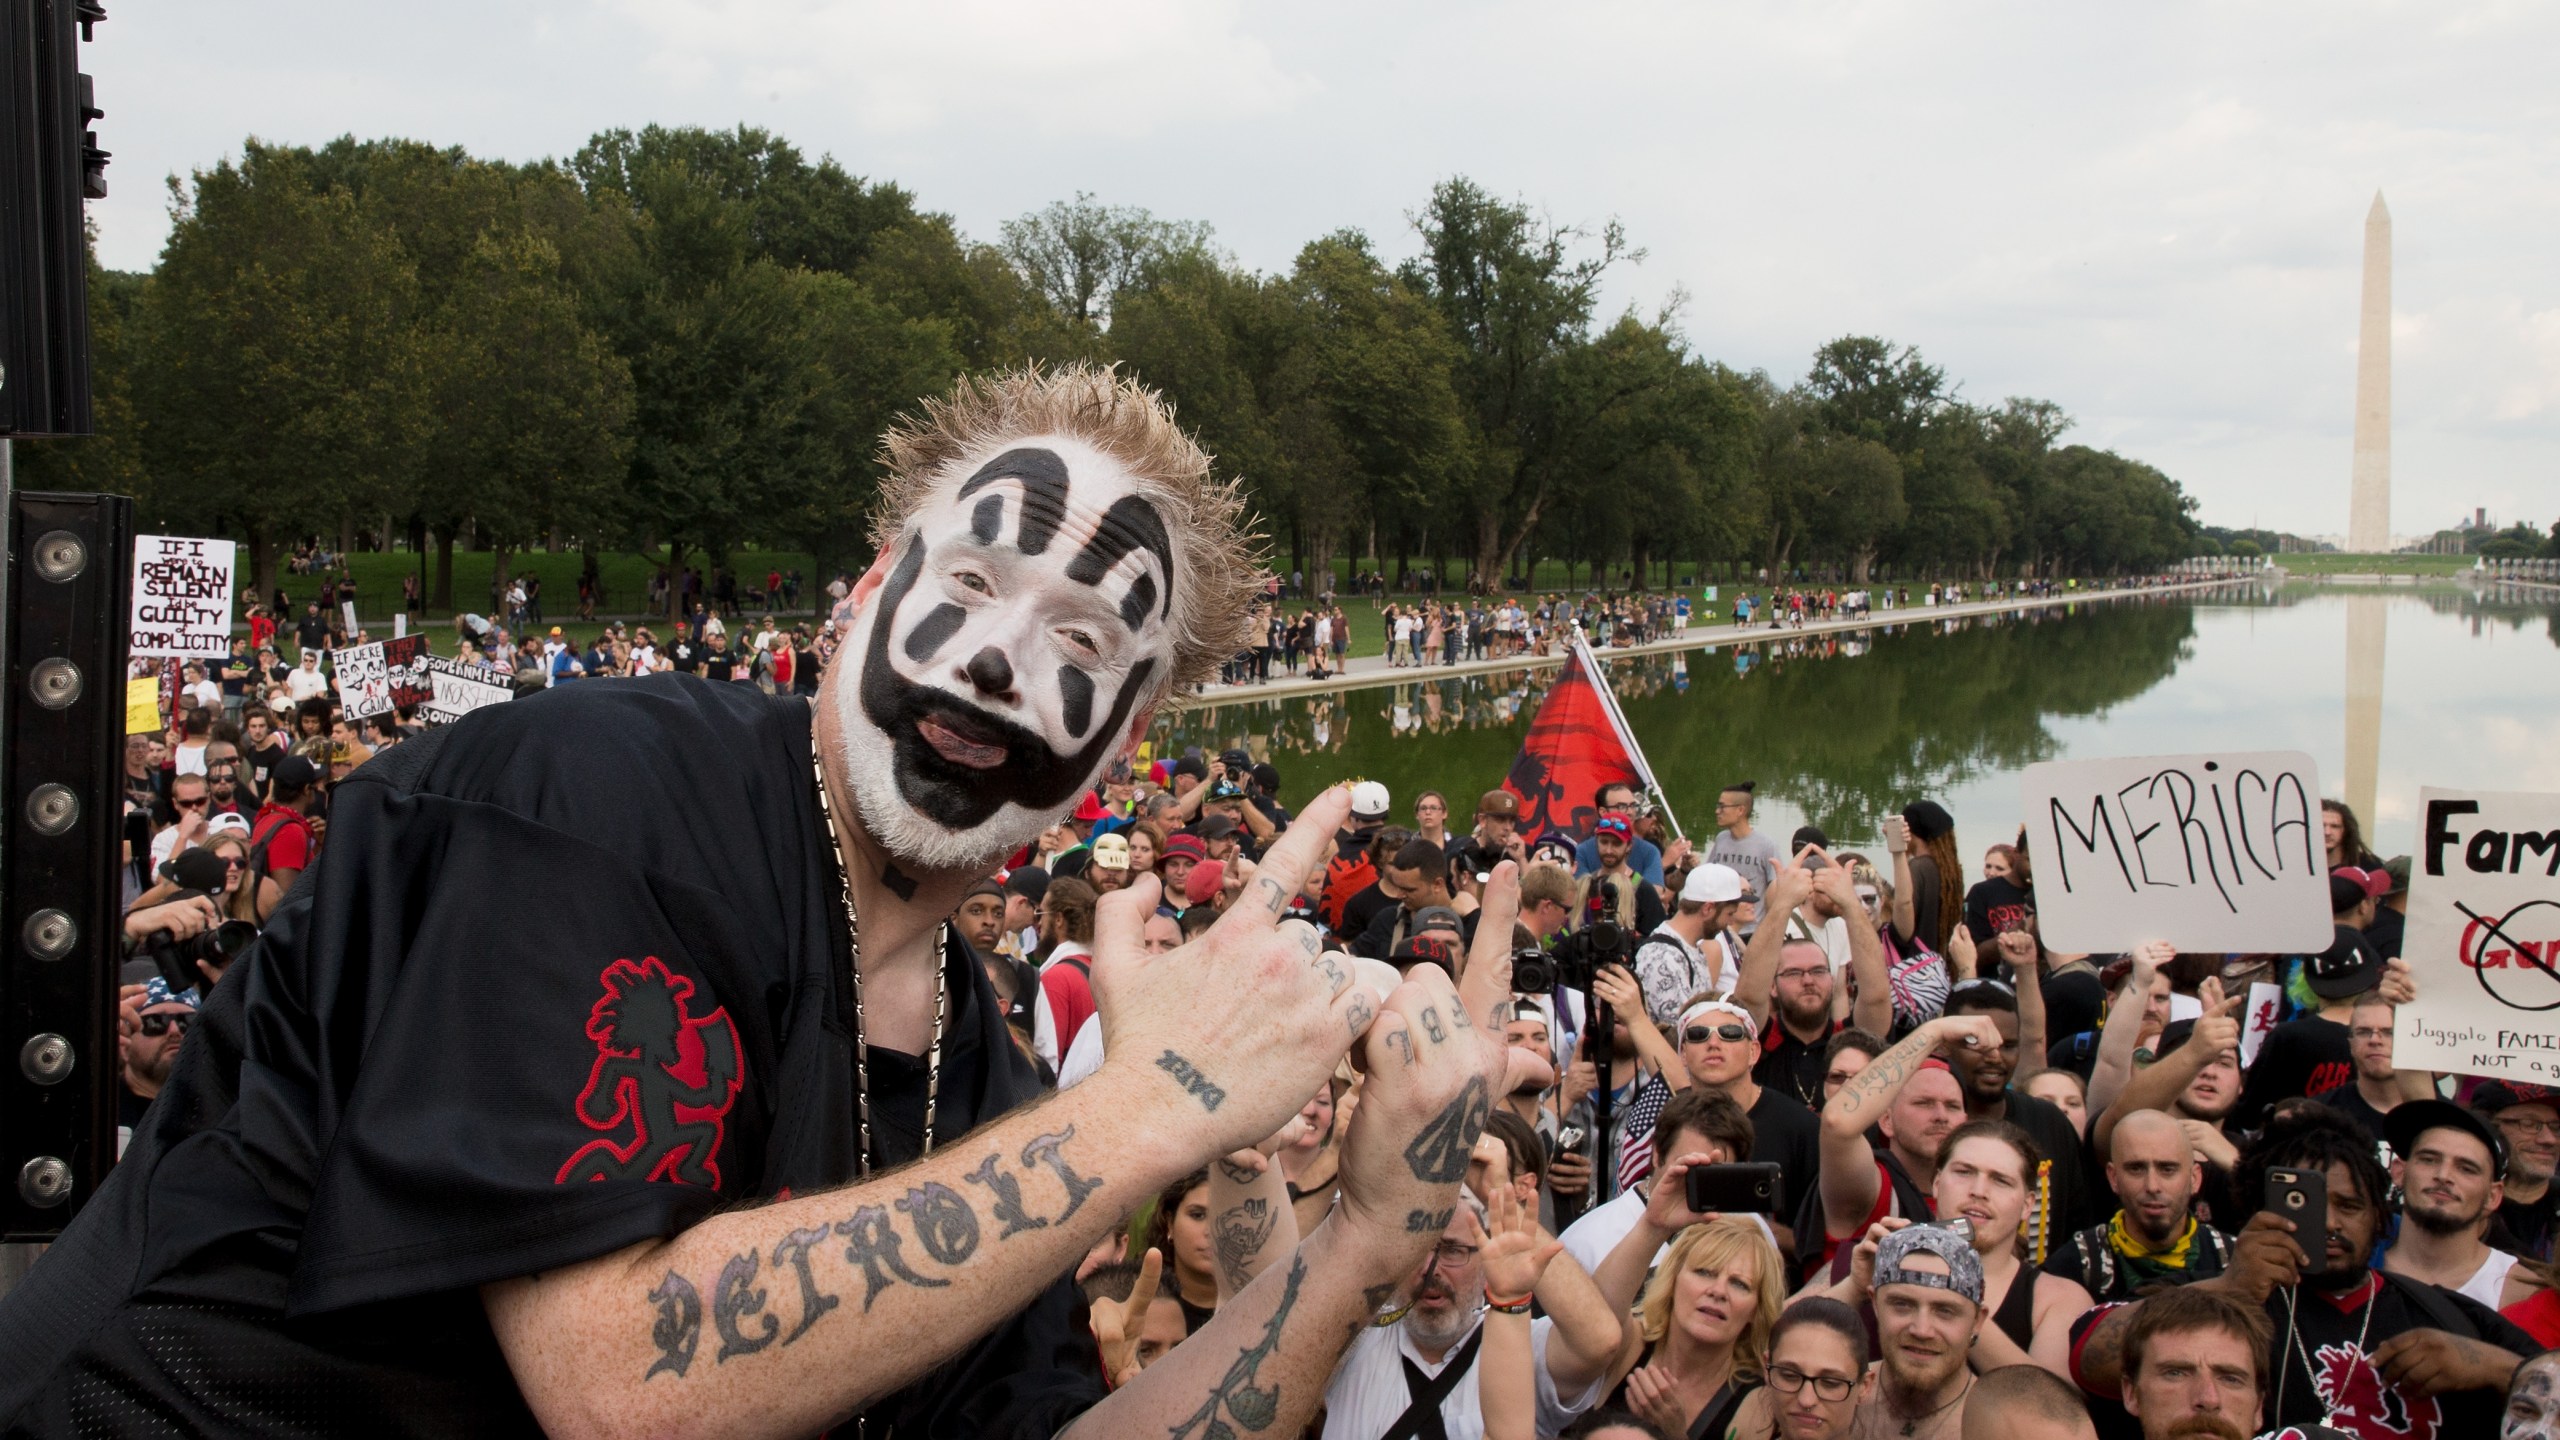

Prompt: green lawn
[2274,552,2480,576]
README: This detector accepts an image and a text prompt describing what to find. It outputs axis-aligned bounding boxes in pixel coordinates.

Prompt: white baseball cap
[1681,863,1744,904]
[1350,780,1391,819]
[206,812,252,839]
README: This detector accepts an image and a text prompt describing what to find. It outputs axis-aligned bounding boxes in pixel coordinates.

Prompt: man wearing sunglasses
[1678,997,1821,1255]
[120,977,198,1135]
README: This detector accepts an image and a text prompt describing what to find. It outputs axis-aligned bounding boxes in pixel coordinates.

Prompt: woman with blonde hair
[203,832,280,926]
[1593,1144,1788,1440]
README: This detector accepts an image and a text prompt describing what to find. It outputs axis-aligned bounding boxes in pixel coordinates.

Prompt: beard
[836,537,1155,874]
[1882,1334,1970,1404]
[2404,1193,2484,1237]
[1404,1272,1479,1352]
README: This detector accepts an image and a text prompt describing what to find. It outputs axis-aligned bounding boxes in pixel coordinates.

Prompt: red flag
[1503,648,1640,843]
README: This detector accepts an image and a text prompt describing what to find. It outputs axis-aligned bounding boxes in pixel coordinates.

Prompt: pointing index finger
[1212,784,1351,938]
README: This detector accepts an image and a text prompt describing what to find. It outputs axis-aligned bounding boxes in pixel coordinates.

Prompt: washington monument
[2348,192,2392,552]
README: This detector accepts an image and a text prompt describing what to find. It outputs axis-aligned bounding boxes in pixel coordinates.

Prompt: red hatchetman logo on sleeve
[557,956,745,1189]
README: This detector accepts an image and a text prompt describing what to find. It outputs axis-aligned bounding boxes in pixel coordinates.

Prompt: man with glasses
[1318,1189,1622,1439]
[201,739,246,819]
[2480,1082,2560,1261]
[1739,856,1895,1110]
[151,774,214,869]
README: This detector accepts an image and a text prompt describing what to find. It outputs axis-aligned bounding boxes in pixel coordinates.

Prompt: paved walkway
[1183,578,2252,704]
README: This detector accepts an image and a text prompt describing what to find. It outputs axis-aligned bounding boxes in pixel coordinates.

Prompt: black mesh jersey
[0,677,1100,1437]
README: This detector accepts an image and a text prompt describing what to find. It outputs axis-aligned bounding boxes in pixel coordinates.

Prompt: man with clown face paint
[0,366,1519,1440]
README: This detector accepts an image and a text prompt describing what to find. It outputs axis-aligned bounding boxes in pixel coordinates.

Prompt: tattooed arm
[1206,1148,1299,1304]
[1817,1014,2003,1237]
[487,788,1394,1440]
[1068,860,1525,1440]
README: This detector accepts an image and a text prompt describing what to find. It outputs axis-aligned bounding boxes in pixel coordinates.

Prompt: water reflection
[1151,595,2205,843]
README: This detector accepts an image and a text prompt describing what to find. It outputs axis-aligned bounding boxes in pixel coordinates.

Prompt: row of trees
[19,125,2201,609]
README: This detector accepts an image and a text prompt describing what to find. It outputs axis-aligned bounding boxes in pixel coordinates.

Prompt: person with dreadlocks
[2069,1105,2538,1440]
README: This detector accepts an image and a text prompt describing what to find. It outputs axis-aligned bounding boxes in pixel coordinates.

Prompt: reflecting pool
[1146,583,2560,861]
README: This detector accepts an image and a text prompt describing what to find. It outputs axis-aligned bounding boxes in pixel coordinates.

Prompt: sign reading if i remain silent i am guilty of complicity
[2019,751,2333,954]
[2394,788,2560,1083]
[129,536,237,660]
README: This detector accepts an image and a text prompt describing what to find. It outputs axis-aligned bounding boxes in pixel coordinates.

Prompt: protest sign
[125,676,162,736]
[130,536,236,658]
[2019,750,2332,953]
[383,635,430,710]
[414,654,513,725]
[2395,787,2560,1083]
[334,641,394,720]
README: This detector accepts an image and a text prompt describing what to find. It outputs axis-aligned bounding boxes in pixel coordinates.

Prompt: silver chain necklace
[2278,1275,2379,1428]
[809,729,945,1177]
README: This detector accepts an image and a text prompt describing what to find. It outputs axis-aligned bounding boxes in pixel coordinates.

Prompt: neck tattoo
[811,725,947,1177]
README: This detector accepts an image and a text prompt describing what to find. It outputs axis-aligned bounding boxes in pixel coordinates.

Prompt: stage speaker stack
[0,490,132,1238]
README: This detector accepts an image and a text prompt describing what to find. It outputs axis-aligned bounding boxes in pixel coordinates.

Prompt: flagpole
[1573,630,1684,841]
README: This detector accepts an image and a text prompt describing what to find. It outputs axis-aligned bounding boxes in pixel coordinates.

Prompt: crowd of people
[109,585,2532,1440]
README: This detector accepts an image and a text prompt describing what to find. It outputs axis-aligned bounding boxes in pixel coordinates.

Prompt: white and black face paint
[835,436,1175,872]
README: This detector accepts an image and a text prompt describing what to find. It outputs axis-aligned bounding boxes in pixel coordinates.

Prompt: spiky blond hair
[874,363,1267,696]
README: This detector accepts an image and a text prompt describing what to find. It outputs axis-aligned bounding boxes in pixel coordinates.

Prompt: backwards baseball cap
[1004,866,1050,904]
[1350,781,1391,819]
[1391,933,1461,970]
[1090,833,1131,871]
[1681,863,1743,905]
[139,975,200,1011]
[2386,1098,2507,1179]
[206,812,252,839]
[1184,859,1225,908]
[159,847,230,893]
[2304,924,2384,999]
[1873,1224,1984,1307]
[1410,906,1465,937]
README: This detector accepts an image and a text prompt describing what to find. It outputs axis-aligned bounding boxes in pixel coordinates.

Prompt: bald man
[1963,1365,2098,1440]
[2042,1109,2235,1300]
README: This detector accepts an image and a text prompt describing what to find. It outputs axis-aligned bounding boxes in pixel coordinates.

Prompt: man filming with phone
[2069,1106,2535,1440]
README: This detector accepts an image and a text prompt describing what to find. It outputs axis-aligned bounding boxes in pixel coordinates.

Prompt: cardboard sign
[2020,751,2333,953]
[414,654,513,726]
[2395,788,2560,1083]
[130,536,237,658]
[334,641,394,720]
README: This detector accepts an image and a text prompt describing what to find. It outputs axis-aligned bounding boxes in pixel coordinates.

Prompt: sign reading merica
[2020,750,2332,953]
[2397,787,2560,1083]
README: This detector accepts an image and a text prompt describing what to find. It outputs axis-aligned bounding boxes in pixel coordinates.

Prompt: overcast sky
[83,1,2560,539]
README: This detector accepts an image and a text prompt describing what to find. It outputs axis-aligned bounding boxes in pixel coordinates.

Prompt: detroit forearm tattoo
[641,1128,1108,1380]
[1169,1253,1306,1438]
[1156,1049,1229,1112]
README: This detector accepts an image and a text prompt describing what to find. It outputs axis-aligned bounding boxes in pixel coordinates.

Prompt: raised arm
[1206,1123,1306,1304]
[2086,942,2173,1121]
[1883,816,1918,942]
[1818,1014,2002,1237]
[2090,978,2240,1154]
[487,794,1389,1440]
[1733,852,1819,1028]
[2376,959,2439,1103]
[1594,964,1688,1093]
[2001,930,2049,1065]
[1062,863,1525,1440]
[1807,861,1893,1038]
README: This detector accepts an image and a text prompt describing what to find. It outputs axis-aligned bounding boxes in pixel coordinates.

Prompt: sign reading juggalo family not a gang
[2397,787,2560,1083]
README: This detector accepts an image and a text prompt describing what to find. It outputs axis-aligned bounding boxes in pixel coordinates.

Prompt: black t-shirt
[1339,880,1395,943]
[1963,877,2034,947]
[0,680,1101,1437]
[2041,964,2106,1045]
[1754,1022,1836,1112]
[1744,1087,1821,1226]
[702,649,735,682]
[2237,1016,2355,1128]
[295,616,330,653]
[2256,1274,2536,1440]
[2493,1184,2560,1262]
[2365,906,2406,966]
[668,639,699,673]
[2325,1086,2394,1146]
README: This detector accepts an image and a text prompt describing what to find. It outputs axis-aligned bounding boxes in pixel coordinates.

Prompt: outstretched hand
[1480,1183,1563,1301]
[1333,861,1521,1268]
[1090,784,1394,1156]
